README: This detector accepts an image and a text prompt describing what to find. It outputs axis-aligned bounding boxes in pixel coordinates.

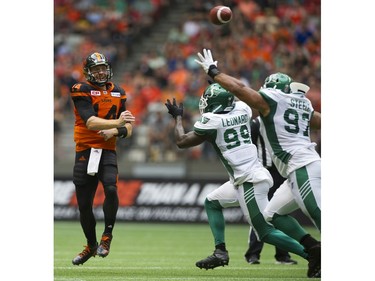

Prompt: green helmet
[262,72,293,93]
[199,83,234,114]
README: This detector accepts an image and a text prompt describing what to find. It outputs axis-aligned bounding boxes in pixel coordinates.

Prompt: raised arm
[165,98,206,148]
[195,49,270,116]
[174,116,206,148]
[214,72,270,115]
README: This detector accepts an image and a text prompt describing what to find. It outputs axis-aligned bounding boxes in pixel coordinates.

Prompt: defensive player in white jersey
[259,83,321,228]
[195,49,321,277]
[165,83,320,278]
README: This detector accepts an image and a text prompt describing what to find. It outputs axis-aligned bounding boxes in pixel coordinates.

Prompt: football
[209,6,232,25]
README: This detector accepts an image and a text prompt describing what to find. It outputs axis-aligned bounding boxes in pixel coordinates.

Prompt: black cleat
[306,243,321,278]
[97,233,113,258]
[72,244,97,265]
[245,255,260,264]
[275,256,298,265]
[196,249,229,270]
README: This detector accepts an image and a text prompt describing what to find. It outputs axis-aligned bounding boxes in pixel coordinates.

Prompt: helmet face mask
[199,83,234,114]
[262,72,292,93]
[83,52,113,86]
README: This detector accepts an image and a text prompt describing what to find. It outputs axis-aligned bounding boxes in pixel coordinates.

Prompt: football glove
[195,49,220,79]
[165,98,184,119]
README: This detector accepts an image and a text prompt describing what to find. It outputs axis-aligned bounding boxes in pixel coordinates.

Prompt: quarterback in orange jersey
[70,52,135,266]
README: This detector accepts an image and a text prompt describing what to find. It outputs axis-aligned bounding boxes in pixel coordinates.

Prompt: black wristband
[117,127,128,138]
[207,65,220,79]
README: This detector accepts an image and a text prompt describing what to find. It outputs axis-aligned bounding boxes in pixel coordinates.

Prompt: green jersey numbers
[224,125,251,149]
[194,101,253,153]
[259,88,320,178]
[194,101,270,186]
[283,108,310,137]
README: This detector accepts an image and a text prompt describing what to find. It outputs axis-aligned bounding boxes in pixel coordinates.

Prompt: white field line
[54,276,307,281]
[55,266,303,271]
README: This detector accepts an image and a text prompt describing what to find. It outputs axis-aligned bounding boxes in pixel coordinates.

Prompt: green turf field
[54,221,320,280]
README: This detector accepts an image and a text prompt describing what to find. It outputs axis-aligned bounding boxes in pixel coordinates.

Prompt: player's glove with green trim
[165,98,184,119]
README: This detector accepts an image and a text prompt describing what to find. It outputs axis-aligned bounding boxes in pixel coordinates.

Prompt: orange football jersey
[71,82,127,152]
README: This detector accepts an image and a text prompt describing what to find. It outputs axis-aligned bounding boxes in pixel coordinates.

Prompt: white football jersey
[258,88,320,177]
[194,101,272,186]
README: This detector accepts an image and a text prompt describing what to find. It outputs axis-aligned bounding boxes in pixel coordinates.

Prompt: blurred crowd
[54,0,321,163]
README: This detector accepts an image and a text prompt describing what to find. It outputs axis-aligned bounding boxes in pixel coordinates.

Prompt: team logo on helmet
[199,83,235,114]
[83,52,113,86]
[262,72,293,93]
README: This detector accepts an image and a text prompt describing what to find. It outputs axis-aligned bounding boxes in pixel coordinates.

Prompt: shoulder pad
[71,82,95,93]
[112,83,126,96]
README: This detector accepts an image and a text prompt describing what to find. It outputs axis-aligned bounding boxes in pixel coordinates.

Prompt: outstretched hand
[165,98,184,119]
[195,49,217,73]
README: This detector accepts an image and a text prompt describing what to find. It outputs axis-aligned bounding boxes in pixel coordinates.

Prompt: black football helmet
[83,52,113,86]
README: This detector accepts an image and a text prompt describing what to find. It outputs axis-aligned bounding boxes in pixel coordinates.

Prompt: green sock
[271,214,309,242]
[251,212,308,259]
[262,230,308,259]
[204,199,225,246]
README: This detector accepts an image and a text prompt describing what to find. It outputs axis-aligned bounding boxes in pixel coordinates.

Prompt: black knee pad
[104,185,118,198]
